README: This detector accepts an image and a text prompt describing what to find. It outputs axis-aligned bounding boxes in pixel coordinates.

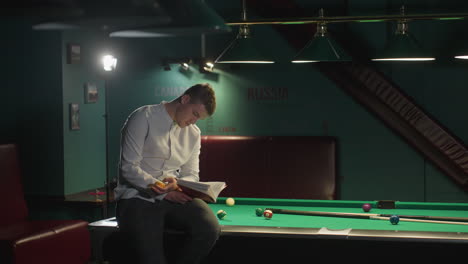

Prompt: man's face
[175,95,209,128]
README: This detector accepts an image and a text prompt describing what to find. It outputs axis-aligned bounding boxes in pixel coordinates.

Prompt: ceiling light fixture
[109,0,230,38]
[32,0,171,32]
[454,54,468,60]
[454,46,468,60]
[292,9,351,63]
[372,6,435,62]
[214,0,274,64]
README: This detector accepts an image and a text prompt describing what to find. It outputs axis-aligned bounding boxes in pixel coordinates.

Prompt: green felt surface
[210,198,468,233]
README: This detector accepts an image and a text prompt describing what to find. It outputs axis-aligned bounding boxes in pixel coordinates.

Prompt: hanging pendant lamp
[292,21,351,63]
[372,6,435,62]
[214,0,274,64]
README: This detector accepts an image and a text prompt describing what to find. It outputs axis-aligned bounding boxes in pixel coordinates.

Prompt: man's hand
[148,177,179,194]
[164,191,193,204]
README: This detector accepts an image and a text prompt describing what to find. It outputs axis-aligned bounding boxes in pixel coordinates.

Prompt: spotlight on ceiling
[199,59,214,73]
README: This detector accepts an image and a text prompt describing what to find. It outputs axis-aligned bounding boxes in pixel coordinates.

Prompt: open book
[177,179,226,203]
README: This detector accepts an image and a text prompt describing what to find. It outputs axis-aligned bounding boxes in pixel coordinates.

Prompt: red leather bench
[200,136,337,199]
[0,144,91,264]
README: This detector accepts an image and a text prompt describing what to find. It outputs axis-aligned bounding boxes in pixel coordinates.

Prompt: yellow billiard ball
[226,197,235,206]
[155,181,166,188]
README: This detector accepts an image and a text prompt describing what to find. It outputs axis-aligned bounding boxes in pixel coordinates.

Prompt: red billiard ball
[362,203,372,212]
[263,210,273,219]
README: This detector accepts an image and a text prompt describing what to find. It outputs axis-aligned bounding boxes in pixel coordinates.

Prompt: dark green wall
[61,31,107,195]
[1,19,108,197]
[0,18,64,196]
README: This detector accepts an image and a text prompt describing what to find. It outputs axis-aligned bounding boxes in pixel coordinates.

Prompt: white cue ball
[226,197,235,206]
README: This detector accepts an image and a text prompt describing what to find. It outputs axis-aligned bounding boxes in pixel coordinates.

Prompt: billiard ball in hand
[390,215,400,225]
[226,197,235,206]
[155,181,166,188]
[217,210,227,220]
[263,210,273,220]
[362,203,372,212]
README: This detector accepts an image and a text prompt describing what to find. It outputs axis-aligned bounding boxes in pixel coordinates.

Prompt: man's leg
[163,198,221,264]
[116,198,167,264]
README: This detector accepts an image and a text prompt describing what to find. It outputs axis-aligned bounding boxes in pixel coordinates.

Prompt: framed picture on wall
[84,83,98,103]
[69,103,80,130]
[67,43,81,64]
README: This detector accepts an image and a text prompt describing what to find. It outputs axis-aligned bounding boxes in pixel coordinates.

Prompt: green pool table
[204,198,468,262]
[210,197,468,242]
[89,197,468,262]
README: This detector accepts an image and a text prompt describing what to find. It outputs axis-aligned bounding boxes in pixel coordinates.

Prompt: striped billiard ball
[263,210,273,220]
[217,210,227,220]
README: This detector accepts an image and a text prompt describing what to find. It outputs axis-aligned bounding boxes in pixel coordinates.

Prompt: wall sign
[248,87,288,101]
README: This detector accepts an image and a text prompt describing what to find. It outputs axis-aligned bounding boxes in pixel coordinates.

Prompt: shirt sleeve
[119,108,157,189]
[178,133,201,182]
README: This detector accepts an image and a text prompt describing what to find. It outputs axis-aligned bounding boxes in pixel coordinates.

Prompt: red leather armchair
[0,144,91,264]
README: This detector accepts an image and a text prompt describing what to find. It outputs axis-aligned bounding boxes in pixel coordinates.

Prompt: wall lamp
[102,54,118,71]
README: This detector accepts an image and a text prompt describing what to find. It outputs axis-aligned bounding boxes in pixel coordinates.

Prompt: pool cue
[370,216,468,225]
[266,208,468,224]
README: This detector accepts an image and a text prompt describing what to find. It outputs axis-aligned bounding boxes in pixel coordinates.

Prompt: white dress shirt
[114,103,201,202]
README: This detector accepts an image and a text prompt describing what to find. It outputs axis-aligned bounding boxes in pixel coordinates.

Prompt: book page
[177,179,226,202]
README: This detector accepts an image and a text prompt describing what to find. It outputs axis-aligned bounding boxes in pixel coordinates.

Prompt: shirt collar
[160,101,176,126]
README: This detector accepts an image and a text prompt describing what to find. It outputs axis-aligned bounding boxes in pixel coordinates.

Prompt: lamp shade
[33,0,171,31]
[372,33,435,61]
[454,47,468,59]
[215,36,274,63]
[109,0,230,37]
[292,34,351,63]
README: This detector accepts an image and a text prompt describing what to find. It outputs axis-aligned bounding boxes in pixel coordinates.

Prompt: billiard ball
[255,208,264,217]
[155,181,166,188]
[362,203,372,212]
[217,210,227,220]
[263,209,273,220]
[226,197,235,206]
[390,215,400,225]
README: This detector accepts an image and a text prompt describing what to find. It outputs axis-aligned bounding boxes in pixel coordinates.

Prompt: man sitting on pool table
[114,83,220,264]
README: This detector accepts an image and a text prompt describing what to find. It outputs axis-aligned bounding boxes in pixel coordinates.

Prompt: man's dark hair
[180,83,216,116]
